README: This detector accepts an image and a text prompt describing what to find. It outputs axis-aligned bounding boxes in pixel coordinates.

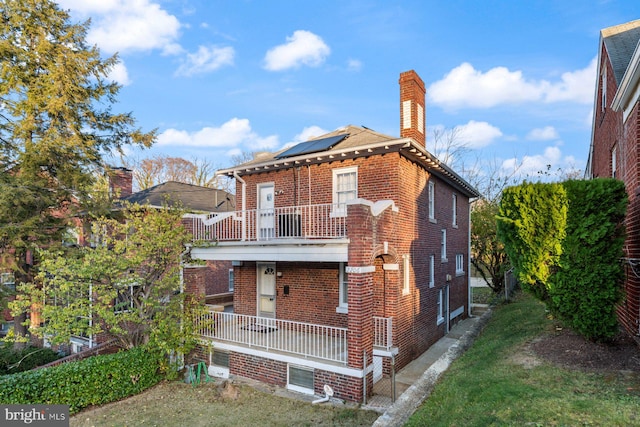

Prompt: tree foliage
[496,182,567,302]
[470,199,509,293]
[129,155,219,190]
[548,179,627,340]
[11,203,202,356]
[497,179,627,341]
[0,0,155,338]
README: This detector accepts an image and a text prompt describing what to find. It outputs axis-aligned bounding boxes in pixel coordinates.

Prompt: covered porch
[196,308,393,366]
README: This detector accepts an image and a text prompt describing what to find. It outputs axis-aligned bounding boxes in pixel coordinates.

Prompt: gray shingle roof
[602,19,640,85]
[121,181,234,213]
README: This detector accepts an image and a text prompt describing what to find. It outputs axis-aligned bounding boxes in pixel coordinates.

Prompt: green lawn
[407,292,640,427]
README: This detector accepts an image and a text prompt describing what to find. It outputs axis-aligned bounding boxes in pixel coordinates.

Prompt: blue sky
[58,0,637,181]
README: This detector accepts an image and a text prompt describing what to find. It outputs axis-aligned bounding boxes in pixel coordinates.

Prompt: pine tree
[0,0,155,341]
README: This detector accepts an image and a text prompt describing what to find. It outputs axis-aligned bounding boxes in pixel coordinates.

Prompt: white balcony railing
[197,309,348,365]
[373,316,393,350]
[190,203,347,242]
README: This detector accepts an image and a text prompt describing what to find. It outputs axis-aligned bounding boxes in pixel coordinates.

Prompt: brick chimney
[108,167,133,198]
[399,70,426,147]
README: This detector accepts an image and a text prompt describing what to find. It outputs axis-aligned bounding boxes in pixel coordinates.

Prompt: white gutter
[233,171,247,241]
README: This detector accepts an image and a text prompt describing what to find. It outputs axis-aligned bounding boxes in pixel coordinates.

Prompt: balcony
[196,309,394,365]
[190,203,347,243]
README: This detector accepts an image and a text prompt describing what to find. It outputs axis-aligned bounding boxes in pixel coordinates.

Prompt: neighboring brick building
[185,70,479,403]
[586,19,640,343]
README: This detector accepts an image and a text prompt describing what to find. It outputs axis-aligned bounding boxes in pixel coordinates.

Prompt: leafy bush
[0,346,62,375]
[0,346,163,413]
[549,179,627,340]
[496,182,567,302]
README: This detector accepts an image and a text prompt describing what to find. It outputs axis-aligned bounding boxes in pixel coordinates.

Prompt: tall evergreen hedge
[549,179,627,340]
[496,182,567,302]
[497,178,627,341]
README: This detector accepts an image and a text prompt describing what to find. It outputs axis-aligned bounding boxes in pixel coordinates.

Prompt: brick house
[586,19,640,343]
[185,70,479,402]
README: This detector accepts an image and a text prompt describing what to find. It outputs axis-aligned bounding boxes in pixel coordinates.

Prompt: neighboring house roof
[586,19,640,177]
[121,181,234,213]
[218,125,480,198]
[602,19,640,85]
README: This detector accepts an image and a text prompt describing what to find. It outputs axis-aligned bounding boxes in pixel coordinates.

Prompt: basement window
[287,365,315,395]
[212,350,229,368]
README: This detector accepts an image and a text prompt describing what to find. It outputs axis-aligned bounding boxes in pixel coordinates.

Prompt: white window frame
[114,282,139,314]
[429,255,435,288]
[428,181,435,221]
[452,193,458,227]
[332,166,358,217]
[437,288,444,325]
[612,145,617,178]
[441,229,447,262]
[336,262,348,313]
[601,64,607,112]
[403,254,411,295]
[456,254,464,275]
[228,269,234,292]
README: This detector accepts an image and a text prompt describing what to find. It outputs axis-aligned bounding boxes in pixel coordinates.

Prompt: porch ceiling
[190,239,349,262]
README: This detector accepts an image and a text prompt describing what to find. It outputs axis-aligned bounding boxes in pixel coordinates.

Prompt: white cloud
[347,59,363,72]
[156,118,279,151]
[526,126,559,141]
[429,59,597,110]
[454,120,503,149]
[544,58,597,104]
[263,30,330,71]
[175,45,235,77]
[59,0,181,55]
[501,146,563,176]
[106,60,131,86]
[294,126,330,142]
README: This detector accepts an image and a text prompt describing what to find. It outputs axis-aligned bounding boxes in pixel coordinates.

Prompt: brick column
[345,202,376,400]
[183,265,207,304]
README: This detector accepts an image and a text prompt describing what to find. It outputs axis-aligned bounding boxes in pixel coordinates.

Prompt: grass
[406,292,640,427]
[70,379,379,427]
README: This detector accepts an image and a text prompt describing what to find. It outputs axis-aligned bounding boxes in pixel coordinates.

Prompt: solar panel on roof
[275,134,349,159]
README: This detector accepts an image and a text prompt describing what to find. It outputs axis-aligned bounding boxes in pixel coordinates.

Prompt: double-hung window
[441,229,447,262]
[429,255,435,288]
[337,262,348,313]
[452,193,458,227]
[228,269,234,292]
[428,181,435,221]
[456,254,464,275]
[332,166,358,216]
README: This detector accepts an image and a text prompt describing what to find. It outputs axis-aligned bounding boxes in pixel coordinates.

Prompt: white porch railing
[197,309,348,364]
[190,203,347,242]
[373,316,393,350]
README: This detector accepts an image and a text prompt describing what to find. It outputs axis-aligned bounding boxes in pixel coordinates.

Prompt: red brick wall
[230,352,287,387]
[203,260,232,296]
[591,44,640,339]
[228,150,470,372]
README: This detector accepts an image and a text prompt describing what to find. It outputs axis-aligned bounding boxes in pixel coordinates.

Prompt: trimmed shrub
[549,178,627,340]
[496,182,567,302]
[0,346,62,375]
[0,346,163,413]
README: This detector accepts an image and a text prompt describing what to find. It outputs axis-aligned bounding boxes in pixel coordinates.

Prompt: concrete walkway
[370,309,492,427]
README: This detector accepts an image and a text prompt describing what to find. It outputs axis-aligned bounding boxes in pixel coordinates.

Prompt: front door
[258,183,275,240]
[258,263,276,319]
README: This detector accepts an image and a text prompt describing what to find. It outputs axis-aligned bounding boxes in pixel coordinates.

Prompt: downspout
[233,171,247,241]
